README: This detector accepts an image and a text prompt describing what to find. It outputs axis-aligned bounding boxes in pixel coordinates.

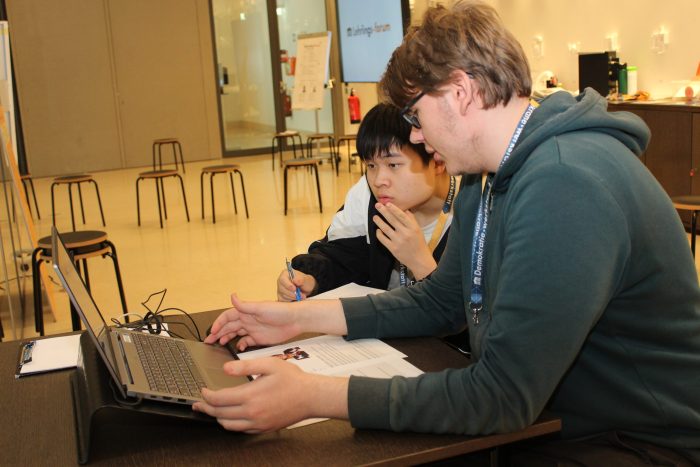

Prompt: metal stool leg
[76,182,86,225]
[67,183,77,231]
[32,248,45,335]
[200,170,206,219]
[154,178,164,228]
[175,141,185,173]
[313,164,323,213]
[228,172,238,214]
[136,178,143,226]
[105,240,129,321]
[91,180,106,226]
[692,210,697,258]
[209,173,216,224]
[159,177,169,220]
[235,169,249,218]
[177,174,190,221]
[284,165,290,215]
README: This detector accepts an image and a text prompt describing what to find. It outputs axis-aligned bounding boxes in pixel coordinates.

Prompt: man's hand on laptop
[192,357,349,433]
[204,294,302,350]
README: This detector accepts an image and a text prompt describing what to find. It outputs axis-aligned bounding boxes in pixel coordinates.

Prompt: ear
[449,70,475,116]
[433,159,447,175]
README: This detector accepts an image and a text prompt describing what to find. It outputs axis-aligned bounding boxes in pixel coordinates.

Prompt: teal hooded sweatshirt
[341,89,700,457]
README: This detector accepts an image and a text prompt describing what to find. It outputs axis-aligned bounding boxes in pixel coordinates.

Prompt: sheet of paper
[237,334,407,374]
[310,282,386,300]
[17,334,81,377]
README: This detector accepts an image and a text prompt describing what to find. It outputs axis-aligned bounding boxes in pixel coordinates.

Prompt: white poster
[291,31,331,110]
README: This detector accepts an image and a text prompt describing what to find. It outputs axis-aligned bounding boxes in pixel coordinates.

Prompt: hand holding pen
[286,258,302,301]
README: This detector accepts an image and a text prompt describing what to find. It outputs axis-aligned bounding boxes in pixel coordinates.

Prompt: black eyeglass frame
[400,90,427,129]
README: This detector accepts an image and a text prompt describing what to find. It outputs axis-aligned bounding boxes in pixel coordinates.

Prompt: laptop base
[72,333,214,464]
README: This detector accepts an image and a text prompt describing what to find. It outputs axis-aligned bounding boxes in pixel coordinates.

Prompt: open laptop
[51,226,249,404]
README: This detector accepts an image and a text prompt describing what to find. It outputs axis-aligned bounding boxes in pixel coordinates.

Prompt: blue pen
[286,257,302,301]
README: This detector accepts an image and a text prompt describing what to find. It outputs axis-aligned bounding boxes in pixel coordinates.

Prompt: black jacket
[291,179,451,295]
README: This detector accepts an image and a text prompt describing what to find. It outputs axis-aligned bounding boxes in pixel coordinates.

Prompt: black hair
[356,103,432,165]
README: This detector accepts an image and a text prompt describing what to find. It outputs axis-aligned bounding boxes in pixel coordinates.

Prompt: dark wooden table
[1,310,560,465]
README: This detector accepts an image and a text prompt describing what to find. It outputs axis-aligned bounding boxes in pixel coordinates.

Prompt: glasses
[400,91,426,129]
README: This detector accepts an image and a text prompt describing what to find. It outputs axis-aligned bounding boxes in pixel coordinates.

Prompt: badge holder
[71,332,213,464]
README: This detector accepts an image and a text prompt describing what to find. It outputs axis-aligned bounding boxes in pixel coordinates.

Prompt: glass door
[276,0,334,139]
[211,0,334,155]
[212,0,281,154]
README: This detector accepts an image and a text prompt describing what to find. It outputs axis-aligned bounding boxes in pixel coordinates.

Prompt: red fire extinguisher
[348,88,361,124]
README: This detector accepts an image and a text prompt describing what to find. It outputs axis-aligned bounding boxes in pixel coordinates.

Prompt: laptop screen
[51,227,127,397]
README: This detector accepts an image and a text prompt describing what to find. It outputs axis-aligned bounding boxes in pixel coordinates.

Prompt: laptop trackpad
[187,342,249,391]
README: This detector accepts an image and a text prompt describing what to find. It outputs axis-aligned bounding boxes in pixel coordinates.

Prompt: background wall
[8,0,220,177]
[410,0,700,99]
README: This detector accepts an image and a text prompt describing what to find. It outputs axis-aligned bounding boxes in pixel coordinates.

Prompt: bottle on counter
[627,66,638,95]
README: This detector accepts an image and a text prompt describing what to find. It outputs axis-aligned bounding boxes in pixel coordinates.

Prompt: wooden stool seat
[51,173,106,231]
[282,158,322,215]
[672,195,700,257]
[200,164,249,223]
[136,169,190,228]
[32,230,127,335]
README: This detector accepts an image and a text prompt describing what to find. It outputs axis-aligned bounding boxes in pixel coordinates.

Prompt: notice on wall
[292,31,331,110]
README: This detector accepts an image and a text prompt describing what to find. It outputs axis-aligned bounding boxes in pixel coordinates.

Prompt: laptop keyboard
[132,333,206,398]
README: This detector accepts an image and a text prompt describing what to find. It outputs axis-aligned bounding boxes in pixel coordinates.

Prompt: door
[211,0,335,156]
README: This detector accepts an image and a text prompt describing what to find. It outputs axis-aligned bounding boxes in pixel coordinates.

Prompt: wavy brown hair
[381,1,531,110]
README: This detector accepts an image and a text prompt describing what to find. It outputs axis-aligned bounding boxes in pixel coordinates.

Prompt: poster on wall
[291,31,331,111]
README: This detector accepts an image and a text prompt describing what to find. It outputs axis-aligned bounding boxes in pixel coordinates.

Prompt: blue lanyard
[468,102,537,325]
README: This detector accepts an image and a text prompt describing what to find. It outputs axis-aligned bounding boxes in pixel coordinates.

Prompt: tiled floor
[1,151,364,341]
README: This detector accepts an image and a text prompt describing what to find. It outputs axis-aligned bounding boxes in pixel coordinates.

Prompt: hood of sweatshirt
[492,89,651,193]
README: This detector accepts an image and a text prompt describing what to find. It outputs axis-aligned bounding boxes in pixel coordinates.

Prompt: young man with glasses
[198,2,700,464]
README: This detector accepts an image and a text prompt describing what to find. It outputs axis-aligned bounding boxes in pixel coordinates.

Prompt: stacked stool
[153,137,186,172]
[51,173,106,231]
[272,131,304,169]
[136,169,190,228]
[200,164,249,223]
[32,230,127,335]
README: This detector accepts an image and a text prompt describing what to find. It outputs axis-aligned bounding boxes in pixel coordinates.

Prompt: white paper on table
[310,283,385,300]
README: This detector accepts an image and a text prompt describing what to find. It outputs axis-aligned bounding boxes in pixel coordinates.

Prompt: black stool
[306,133,338,175]
[672,195,700,257]
[32,230,127,335]
[200,164,249,223]
[136,169,190,228]
[153,137,186,173]
[21,174,41,219]
[283,158,322,215]
[272,131,303,169]
[51,174,106,231]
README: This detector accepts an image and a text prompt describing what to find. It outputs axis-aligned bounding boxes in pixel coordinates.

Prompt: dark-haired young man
[276,102,457,301]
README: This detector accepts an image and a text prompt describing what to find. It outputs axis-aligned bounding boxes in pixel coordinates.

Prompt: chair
[32,230,127,335]
[136,169,190,228]
[271,131,303,170]
[200,164,249,223]
[282,158,322,215]
[306,133,338,175]
[336,135,363,174]
[671,195,700,257]
[51,173,106,231]
[20,174,41,219]
[153,138,186,173]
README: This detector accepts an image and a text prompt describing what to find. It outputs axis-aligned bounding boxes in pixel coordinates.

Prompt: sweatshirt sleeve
[343,162,632,435]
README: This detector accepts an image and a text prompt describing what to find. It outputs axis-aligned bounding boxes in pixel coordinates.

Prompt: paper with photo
[309,282,385,300]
